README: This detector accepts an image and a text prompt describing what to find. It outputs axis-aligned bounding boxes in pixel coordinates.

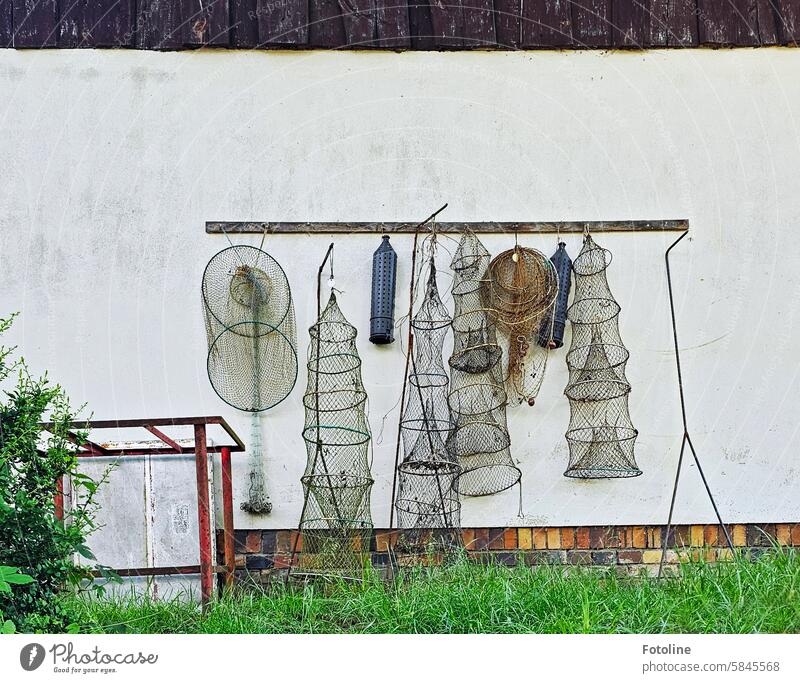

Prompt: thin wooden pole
[388,204,448,534]
[207,219,687,235]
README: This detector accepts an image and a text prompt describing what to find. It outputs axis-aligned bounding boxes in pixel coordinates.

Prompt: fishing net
[202,244,298,513]
[296,292,374,578]
[448,234,520,497]
[564,235,640,478]
[449,233,502,374]
[203,245,298,412]
[395,260,461,555]
[484,245,558,405]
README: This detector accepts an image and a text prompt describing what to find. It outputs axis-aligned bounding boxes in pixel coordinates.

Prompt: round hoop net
[202,244,298,515]
[202,245,298,412]
[484,246,558,404]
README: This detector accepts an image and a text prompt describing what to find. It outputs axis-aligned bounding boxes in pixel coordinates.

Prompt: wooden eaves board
[1,1,796,50]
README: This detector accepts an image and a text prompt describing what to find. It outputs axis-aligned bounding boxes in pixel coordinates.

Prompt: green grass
[63,549,800,634]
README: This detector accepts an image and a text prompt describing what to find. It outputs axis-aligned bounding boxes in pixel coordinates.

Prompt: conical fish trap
[448,234,520,497]
[564,235,640,479]
[450,234,502,374]
[297,292,374,577]
[395,262,461,555]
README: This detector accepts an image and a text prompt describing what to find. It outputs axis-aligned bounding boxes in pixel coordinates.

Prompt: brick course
[218,523,799,579]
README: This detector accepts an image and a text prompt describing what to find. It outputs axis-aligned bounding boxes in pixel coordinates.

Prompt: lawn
[65,549,800,634]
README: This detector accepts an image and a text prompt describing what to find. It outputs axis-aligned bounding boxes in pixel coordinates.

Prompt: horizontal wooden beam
[206,219,689,235]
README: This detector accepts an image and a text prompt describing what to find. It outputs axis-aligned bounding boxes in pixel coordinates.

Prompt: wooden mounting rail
[207,219,688,235]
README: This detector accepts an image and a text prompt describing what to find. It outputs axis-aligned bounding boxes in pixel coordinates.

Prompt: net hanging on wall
[296,291,374,578]
[484,245,559,405]
[564,234,641,479]
[202,244,298,514]
[448,234,520,497]
[538,242,573,350]
[369,235,398,344]
[395,259,462,554]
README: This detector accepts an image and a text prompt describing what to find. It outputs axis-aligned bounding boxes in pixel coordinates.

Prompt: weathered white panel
[75,457,148,569]
[150,455,201,566]
[148,454,204,599]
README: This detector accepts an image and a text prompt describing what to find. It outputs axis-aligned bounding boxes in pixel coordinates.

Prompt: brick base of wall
[217,523,800,581]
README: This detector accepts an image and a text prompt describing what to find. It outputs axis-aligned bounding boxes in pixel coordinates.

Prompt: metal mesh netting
[202,245,298,412]
[484,246,559,405]
[202,244,298,514]
[395,260,462,554]
[297,292,374,577]
[448,234,520,497]
[564,235,641,479]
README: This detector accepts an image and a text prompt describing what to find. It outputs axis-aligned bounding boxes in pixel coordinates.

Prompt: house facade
[1,1,799,583]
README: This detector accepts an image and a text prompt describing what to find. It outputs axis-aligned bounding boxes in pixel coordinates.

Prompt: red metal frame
[44,416,244,606]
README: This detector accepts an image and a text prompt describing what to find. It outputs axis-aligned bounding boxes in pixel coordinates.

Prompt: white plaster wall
[1,48,799,539]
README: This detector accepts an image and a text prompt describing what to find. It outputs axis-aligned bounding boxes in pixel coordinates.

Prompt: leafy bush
[0,565,35,632]
[0,313,103,632]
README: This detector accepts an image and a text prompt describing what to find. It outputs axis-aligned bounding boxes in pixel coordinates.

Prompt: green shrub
[0,565,35,632]
[0,313,103,632]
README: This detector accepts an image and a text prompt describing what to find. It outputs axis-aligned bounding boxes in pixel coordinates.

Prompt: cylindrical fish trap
[447,234,520,497]
[538,241,573,350]
[395,261,462,555]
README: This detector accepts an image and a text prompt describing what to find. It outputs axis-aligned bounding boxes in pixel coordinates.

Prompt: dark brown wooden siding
[1,0,798,49]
